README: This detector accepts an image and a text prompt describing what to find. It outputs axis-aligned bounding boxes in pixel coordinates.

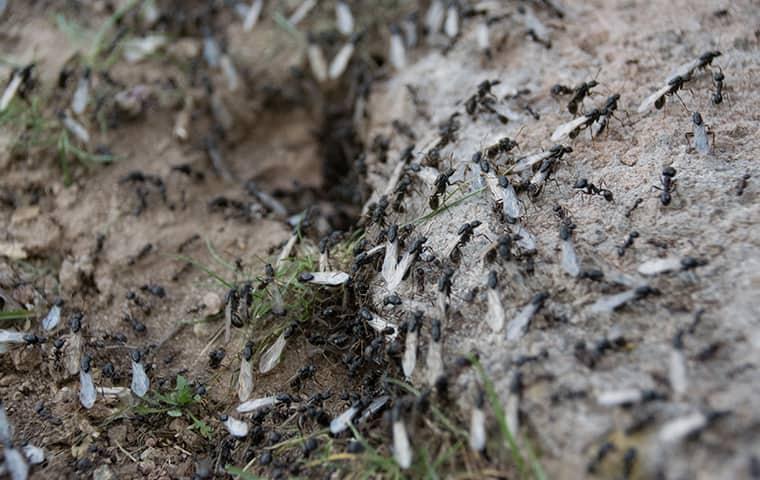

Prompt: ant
[429,168,456,210]
[712,68,725,105]
[654,167,677,205]
[573,178,613,202]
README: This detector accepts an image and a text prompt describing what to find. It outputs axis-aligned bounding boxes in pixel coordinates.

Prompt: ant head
[588,80,599,88]
[573,178,588,189]
[701,50,722,62]
[692,111,703,126]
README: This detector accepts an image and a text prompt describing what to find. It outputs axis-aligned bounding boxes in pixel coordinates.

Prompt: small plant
[134,374,213,440]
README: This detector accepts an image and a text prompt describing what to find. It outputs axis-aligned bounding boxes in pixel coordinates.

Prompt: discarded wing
[589,288,639,313]
[61,114,90,144]
[469,402,486,452]
[389,29,407,71]
[425,0,445,35]
[444,4,459,38]
[486,287,506,333]
[506,294,547,341]
[426,340,443,386]
[0,69,23,112]
[64,333,82,376]
[669,347,688,398]
[307,42,328,83]
[220,55,240,92]
[22,445,44,465]
[381,233,399,285]
[79,369,96,409]
[638,257,684,276]
[131,360,150,398]
[289,0,316,25]
[299,271,350,286]
[560,236,581,277]
[259,332,287,373]
[3,447,28,480]
[243,0,264,32]
[330,404,359,434]
[238,355,254,402]
[335,1,354,35]
[0,401,11,443]
[500,178,523,220]
[365,312,398,341]
[505,389,520,435]
[71,71,90,114]
[476,21,490,52]
[222,415,249,438]
[237,395,279,414]
[514,224,537,253]
[596,389,644,407]
[202,34,221,67]
[658,411,707,445]
[41,303,61,331]
[402,327,418,379]
[0,330,28,344]
[392,410,412,469]
[123,35,167,63]
[328,42,355,80]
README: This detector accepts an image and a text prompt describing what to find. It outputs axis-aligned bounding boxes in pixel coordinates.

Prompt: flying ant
[429,168,456,210]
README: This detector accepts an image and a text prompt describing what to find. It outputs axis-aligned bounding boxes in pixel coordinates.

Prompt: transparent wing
[0,329,27,344]
[589,289,638,313]
[469,407,487,452]
[510,150,551,172]
[237,357,254,402]
[638,257,682,276]
[393,420,413,469]
[506,303,537,341]
[666,58,700,85]
[402,331,418,378]
[79,370,96,409]
[561,239,581,277]
[303,271,350,286]
[131,361,150,397]
[259,332,287,373]
[330,405,359,434]
[42,305,61,331]
[223,416,249,437]
[486,288,506,332]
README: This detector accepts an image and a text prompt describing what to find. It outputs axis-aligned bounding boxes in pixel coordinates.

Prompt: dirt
[1,0,760,479]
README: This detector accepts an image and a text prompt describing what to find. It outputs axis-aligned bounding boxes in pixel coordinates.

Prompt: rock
[93,465,116,480]
[202,292,222,314]
[107,425,127,447]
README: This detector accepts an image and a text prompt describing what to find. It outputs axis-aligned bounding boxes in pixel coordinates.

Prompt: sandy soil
[1,0,759,479]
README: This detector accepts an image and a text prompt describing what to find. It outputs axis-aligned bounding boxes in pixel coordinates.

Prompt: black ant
[654,167,677,205]
[429,168,456,210]
[573,178,613,202]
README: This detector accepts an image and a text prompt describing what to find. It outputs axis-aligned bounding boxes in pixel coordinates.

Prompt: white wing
[561,239,581,277]
[596,389,642,407]
[444,5,459,38]
[669,349,688,397]
[0,73,22,112]
[551,115,589,141]
[638,257,682,276]
[307,44,328,83]
[469,407,486,452]
[243,0,263,32]
[259,332,287,373]
[22,444,45,465]
[223,416,249,437]
[637,83,672,113]
[666,58,700,85]
[237,395,278,413]
[514,224,537,253]
[393,420,413,469]
[79,370,96,409]
[237,357,254,402]
[505,393,520,434]
[659,412,707,444]
[359,395,391,423]
[381,238,399,284]
[335,1,354,35]
[42,305,61,331]
[501,181,523,220]
[366,313,398,341]
[486,288,506,332]
[0,402,11,444]
[426,342,443,386]
[3,448,29,480]
[506,303,537,341]
[389,33,407,71]
[71,74,90,114]
[330,405,358,434]
[510,150,551,173]
[402,331,418,378]
[0,329,27,344]
[425,0,445,34]
[288,0,316,25]
[694,124,710,154]
[589,289,638,313]
[303,271,350,286]
[476,21,490,51]
[131,361,150,397]
[328,43,355,80]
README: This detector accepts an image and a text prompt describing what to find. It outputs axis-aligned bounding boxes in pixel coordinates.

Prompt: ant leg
[673,92,690,112]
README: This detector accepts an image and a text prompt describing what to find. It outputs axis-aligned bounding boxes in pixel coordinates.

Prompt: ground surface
[1,0,759,479]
